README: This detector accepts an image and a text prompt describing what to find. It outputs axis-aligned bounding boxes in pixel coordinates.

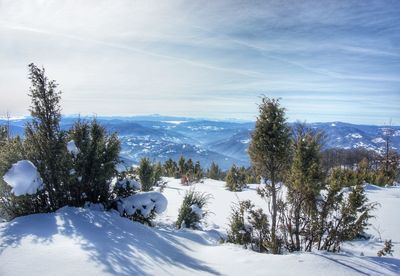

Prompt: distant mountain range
[2,116,399,170]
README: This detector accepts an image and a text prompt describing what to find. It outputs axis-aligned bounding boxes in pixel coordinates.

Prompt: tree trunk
[270,173,278,254]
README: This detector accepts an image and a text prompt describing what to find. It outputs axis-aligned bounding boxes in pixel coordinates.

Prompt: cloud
[0,0,399,125]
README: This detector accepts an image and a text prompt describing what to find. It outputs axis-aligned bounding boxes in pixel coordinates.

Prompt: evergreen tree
[163,158,178,178]
[208,161,222,180]
[178,156,186,177]
[225,164,246,191]
[153,162,163,185]
[24,63,70,210]
[377,240,394,257]
[285,124,324,251]
[248,97,291,254]
[68,119,120,205]
[176,190,211,229]
[138,158,154,191]
[193,161,203,182]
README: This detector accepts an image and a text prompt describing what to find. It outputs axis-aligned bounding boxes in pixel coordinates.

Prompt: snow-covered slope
[0,179,399,275]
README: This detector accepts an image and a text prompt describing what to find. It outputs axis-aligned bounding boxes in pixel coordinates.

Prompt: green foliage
[248,97,291,254]
[176,189,211,229]
[163,158,178,178]
[178,156,186,176]
[283,124,325,251]
[193,161,204,182]
[207,161,224,180]
[225,164,246,191]
[0,137,45,219]
[248,97,291,181]
[138,158,163,191]
[24,63,70,211]
[316,184,376,252]
[227,200,270,252]
[0,64,122,220]
[377,240,394,257]
[138,158,154,191]
[68,119,120,205]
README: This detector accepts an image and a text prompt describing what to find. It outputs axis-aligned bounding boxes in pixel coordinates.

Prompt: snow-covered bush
[176,190,211,229]
[3,160,43,196]
[115,191,167,225]
[227,200,270,252]
[0,137,46,220]
[113,175,141,198]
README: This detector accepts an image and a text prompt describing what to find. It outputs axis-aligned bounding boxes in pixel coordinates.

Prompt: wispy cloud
[0,0,399,124]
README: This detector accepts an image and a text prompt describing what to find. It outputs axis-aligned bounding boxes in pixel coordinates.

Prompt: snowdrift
[0,179,399,275]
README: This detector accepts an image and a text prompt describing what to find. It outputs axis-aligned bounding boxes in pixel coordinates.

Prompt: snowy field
[0,178,399,275]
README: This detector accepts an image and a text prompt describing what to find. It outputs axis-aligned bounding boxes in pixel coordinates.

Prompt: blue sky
[0,0,399,124]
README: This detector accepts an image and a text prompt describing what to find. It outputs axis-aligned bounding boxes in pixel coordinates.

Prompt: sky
[0,0,399,125]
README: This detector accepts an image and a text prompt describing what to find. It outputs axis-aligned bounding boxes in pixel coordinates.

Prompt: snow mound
[67,140,80,156]
[117,191,167,218]
[3,160,43,196]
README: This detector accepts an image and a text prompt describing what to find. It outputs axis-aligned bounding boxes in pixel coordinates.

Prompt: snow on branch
[3,160,43,196]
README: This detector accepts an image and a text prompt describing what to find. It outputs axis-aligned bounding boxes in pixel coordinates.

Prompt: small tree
[193,161,204,182]
[225,164,246,191]
[248,97,291,254]
[176,190,211,229]
[178,156,186,177]
[68,119,120,205]
[285,124,324,251]
[227,200,270,252]
[377,240,394,257]
[138,158,154,191]
[24,63,70,211]
[208,162,223,180]
[163,158,178,178]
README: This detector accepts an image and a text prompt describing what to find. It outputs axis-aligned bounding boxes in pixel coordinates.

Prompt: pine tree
[24,63,70,210]
[138,158,154,191]
[193,161,203,182]
[248,97,291,254]
[208,162,222,180]
[285,124,324,251]
[225,164,246,191]
[164,158,178,178]
[178,156,186,177]
[377,240,394,257]
[68,119,120,205]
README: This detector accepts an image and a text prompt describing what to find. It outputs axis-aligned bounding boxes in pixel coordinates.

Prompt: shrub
[176,189,211,229]
[68,119,120,206]
[227,200,270,252]
[138,158,163,191]
[225,164,246,191]
[377,240,394,257]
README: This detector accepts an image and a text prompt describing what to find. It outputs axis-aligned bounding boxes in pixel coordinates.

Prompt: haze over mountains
[2,115,399,170]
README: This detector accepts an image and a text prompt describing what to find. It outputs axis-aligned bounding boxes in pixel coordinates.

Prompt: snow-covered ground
[0,178,399,275]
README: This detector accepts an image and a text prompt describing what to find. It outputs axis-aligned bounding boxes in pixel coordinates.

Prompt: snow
[162,120,186,125]
[116,191,167,218]
[372,137,385,144]
[190,204,204,219]
[115,177,141,190]
[3,160,43,196]
[67,140,80,156]
[346,133,362,139]
[0,178,399,275]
